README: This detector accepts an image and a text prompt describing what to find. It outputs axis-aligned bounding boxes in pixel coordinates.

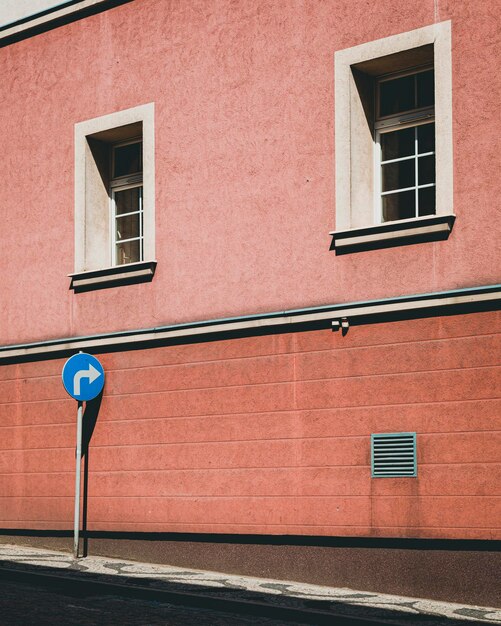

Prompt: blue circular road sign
[62,353,105,401]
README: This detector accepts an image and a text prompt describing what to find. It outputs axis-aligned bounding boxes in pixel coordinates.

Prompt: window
[71,103,155,291]
[376,68,435,222]
[331,22,454,254]
[110,140,144,265]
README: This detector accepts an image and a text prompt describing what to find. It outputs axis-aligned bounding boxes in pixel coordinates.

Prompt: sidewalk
[0,543,499,625]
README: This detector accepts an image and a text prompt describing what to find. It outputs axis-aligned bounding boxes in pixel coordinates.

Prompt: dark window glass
[114,187,141,215]
[382,190,415,222]
[418,155,435,185]
[382,159,415,192]
[116,213,140,241]
[113,142,142,178]
[381,127,415,161]
[417,70,434,108]
[116,239,140,265]
[418,186,435,216]
[379,74,415,116]
[417,123,435,153]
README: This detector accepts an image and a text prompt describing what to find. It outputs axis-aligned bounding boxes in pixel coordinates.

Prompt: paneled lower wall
[0,311,500,539]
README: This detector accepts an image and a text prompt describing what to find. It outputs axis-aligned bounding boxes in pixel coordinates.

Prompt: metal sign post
[74,400,83,558]
[62,352,105,559]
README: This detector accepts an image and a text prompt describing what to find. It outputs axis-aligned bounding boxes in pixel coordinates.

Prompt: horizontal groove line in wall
[0,398,72,407]
[3,423,501,437]
[37,492,501,499]
[0,461,363,471]
[1,330,500,384]
[4,357,500,399]
[2,462,501,477]
[1,397,500,425]
[1,364,500,407]
[0,521,369,527]
[0,420,501,434]
[0,416,501,436]
[3,523,499,532]
[92,331,501,371]
[1,462,500,476]
[2,429,501,452]
[293,330,501,350]
[3,427,501,446]
[0,352,295,384]
[2,495,500,500]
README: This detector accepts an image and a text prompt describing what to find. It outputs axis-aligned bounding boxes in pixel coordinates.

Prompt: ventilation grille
[371,432,417,478]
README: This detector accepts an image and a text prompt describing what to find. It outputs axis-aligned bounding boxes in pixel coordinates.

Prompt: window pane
[381,127,415,161]
[418,155,435,185]
[418,186,436,216]
[382,159,415,192]
[116,239,141,265]
[113,142,142,178]
[417,70,434,108]
[114,187,141,215]
[379,74,415,117]
[116,213,140,241]
[417,123,435,153]
[382,190,416,222]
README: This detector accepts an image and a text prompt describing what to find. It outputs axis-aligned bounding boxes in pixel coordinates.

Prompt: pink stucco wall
[1,312,500,539]
[1,0,500,345]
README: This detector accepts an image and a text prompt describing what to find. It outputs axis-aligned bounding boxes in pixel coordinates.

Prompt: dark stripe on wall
[1,529,500,551]
[1,531,500,606]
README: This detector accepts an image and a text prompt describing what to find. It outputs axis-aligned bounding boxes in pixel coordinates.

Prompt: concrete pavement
[0,543,499,625]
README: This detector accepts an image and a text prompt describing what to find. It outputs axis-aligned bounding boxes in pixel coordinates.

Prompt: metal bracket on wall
[332,317,349,335]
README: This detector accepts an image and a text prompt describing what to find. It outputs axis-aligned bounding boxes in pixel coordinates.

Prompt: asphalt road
[0,579,303,626]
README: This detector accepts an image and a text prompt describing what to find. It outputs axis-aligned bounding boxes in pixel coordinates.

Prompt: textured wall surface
[0,0,500,344]
[1,311,500,539]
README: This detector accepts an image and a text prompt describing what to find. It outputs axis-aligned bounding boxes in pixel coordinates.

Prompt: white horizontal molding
[0,284,500,362]
[69,261,157,292]
[0,0,128,44]
[330,215,455,254]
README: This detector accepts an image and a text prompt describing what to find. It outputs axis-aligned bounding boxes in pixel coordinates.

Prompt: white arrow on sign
[73,364,101,396]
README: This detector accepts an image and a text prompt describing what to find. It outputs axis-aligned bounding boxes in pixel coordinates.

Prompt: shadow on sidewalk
[0,558,484,626]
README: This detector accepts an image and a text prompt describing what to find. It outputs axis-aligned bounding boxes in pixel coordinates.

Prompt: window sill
[69,260,157,292]
[330,214,455,255]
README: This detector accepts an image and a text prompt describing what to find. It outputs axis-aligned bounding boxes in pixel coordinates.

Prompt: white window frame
[73,102,155,274]
[331,21,453,251]
[111,183,144,266]
[375,119,436,223]
[109,137,144,266]
[373,66,436,223]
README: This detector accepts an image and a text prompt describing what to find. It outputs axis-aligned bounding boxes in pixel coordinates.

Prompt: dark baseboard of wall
[1,532,500,606]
